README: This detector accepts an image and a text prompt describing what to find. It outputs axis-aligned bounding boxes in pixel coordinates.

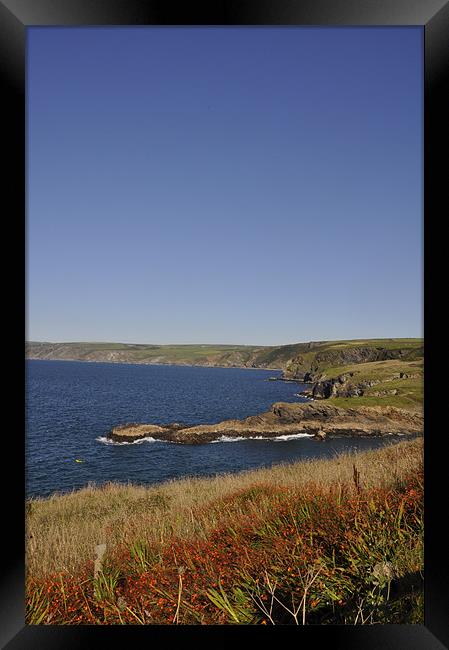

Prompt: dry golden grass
[26,437,423,579]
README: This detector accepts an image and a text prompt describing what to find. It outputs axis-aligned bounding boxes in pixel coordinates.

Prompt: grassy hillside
[312,358,423,411]
[26,438,423,625]
[26,338,423,372]
[25,341,271,367]
[283,338,423,379]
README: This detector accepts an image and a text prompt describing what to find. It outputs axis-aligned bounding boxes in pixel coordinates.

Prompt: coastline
[25,357,284,372]
[106,401,423,445]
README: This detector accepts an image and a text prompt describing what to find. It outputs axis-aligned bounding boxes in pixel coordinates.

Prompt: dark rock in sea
[107,401,423,445]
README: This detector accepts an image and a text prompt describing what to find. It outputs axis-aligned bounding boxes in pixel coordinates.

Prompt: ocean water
[26,360,406,498]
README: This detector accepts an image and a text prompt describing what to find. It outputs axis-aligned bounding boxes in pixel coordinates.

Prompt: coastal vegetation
[26,337,424,624]
[298,356,423,412]
[26,438,423,625]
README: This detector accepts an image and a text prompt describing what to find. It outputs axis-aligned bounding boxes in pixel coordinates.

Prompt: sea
[26,359,407,498]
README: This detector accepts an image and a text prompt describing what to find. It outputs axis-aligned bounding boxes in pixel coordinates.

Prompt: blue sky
[27,27,423,346]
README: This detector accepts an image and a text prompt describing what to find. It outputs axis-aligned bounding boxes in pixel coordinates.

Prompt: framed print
[2,0,448,648]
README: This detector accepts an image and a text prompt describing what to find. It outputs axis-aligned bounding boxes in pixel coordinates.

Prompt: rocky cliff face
[297,369,422,400]
[284,346,423,381]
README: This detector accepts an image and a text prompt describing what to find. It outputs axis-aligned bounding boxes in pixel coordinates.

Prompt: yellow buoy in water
[75,459,84,463]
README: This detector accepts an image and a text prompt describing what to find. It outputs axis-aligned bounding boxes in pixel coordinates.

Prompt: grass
[284,341,422,380]
[301,356,424,413]
[318,338,422,349]
[330,394,423,411]
[26,342,268,363]
[26,338,423,371]
[320,358,423,381]
[329,372,423,412]
[26,437,423,625]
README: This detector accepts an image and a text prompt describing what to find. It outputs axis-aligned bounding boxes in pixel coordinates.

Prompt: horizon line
[25,336,424,347]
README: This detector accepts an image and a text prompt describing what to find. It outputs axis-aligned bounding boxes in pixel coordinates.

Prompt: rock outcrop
[107,402,423,445]
[304,368,422,401]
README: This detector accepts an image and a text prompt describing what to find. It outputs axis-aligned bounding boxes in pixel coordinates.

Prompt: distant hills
[26,338,423,376]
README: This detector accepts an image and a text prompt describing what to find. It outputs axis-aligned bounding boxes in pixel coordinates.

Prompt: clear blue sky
[27,27,423,346]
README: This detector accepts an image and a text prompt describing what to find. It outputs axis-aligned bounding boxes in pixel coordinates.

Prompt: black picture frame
[3,0,448,647]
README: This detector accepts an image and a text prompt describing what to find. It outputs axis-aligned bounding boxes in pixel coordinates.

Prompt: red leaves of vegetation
[26,474,423,625]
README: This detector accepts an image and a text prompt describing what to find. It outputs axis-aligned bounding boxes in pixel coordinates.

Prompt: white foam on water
[210,436,249,443]
[210,433,314,443]
[96,435,158,446]
[97,432,316,446]
[272,433,315,441]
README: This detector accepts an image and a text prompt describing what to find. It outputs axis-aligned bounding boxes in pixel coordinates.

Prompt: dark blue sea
[26,360,406,498]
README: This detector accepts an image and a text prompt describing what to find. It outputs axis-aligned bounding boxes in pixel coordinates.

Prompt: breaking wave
[210,433,314,443]
[97,432,316,446]
[96,435,158,446]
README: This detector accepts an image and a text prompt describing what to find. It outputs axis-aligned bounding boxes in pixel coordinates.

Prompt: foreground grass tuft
[26,438,423,625]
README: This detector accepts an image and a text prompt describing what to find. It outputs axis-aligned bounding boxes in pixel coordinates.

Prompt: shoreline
[26,435,422,503]
[107,401,423,445]
[25,357,284,372]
